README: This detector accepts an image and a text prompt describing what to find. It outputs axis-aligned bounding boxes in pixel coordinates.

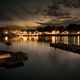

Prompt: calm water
[0,36,80,80]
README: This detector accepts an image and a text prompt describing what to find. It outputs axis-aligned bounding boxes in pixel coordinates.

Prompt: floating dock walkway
[50,43,80,53]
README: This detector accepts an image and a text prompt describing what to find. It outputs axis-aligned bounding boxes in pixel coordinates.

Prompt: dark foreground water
[0,36,80,80]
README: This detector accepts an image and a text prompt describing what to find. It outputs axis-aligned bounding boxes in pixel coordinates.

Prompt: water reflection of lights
[78,36,80,45]
[51,36,80,45]
[20,36,39,41]
[3,36,80,46]
[33,36,38,41]
[0,54,11,59]
[52,37,56,43]
[63,36,68,44]
[52,36,68,44]
[5,36,8,41]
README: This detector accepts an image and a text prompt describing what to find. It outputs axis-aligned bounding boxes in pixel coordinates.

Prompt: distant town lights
[5,31,8,34]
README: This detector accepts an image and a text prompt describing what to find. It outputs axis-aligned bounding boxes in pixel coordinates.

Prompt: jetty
[50,43,80,53]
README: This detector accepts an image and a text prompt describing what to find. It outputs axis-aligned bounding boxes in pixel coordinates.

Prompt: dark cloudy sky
[0,0,80,26]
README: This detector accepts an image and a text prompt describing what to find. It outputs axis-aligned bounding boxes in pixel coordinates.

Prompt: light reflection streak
[78,36,80,45]
[0,54,11,59]
[5,36,8,41]
[1,36,80,46]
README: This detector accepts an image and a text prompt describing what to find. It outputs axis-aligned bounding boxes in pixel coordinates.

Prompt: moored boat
[0,50,28,68]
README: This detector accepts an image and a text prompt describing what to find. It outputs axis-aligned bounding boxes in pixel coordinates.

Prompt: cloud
[0,0,80,26]
[0,11,13,21]
[48,0,80,17]
[0,0,48,21]
[62,0,80,8]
